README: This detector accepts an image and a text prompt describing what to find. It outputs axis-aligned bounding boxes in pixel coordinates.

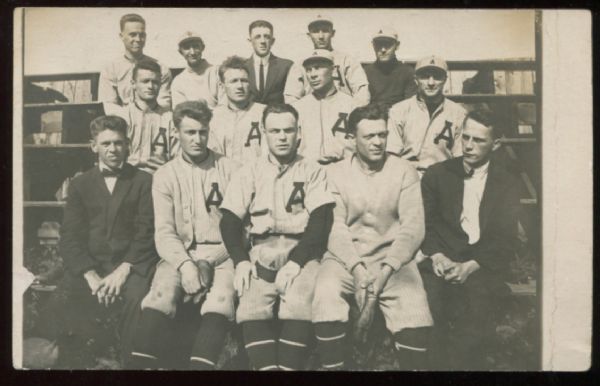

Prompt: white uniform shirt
[208,102,266,163]
[293,89,354,162]
[98,54,172,109]
[284,50,370,108]
[111,102,178,174]
[460,161,489,244]
[221,153,335,236]
[387,95,467,172]
[171,60,224,109]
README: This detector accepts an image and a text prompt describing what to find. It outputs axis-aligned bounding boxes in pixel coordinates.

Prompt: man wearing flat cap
[387,55,467,175]
[285,15,370,108]
[171,31,224,109]
[292,49,354,165]
[363,26,417,109]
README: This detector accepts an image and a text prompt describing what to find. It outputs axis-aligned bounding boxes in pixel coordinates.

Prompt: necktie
[259,61,265,95]
[101,167,122,177]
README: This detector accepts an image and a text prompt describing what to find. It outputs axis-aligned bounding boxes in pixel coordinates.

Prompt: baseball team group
[33,12,521,371]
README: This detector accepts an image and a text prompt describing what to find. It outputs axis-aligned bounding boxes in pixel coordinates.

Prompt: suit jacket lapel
[106,164,134,238]
[479,160,504,232]
[447,158,466,225]
[264,55,278,94]
[91,166,112,199]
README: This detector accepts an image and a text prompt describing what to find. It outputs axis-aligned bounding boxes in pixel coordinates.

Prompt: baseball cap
[178,31,204,47]
[308,15,333,30]
[302,49,335,67]
[372,26,398,42]
[415,55,448,74]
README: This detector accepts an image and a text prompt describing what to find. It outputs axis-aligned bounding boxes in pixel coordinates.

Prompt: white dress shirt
[99,160,124,194]
[460,161,489,244]
[253,53,271,91]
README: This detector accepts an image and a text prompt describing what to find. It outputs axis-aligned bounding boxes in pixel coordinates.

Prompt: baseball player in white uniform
[99,13,172,109]
[108,59,178,174]
[284,15,370,108]
[220,103,335,371]
[171,31,224,109]
[387,55,467,174]
[208,56,267,163]
[312,103,433,370]
[130,101,239,369]
[293,50,354,165]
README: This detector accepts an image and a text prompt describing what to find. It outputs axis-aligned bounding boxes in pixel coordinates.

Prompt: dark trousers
[418,261,510,370]
[35,266,153,368]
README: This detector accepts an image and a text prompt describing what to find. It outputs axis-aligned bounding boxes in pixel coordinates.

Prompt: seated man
[108,59,177,174]
[293,49,353,165]
[208,56,266,163]
[171,31,224,109]
[312,104,433,370]
[418,107,520,370]
[37,115,158,367]
[220,104,334,371]
[99,13,171,109]
[129,101,239,370]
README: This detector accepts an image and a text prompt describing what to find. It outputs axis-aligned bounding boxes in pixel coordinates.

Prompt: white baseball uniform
[171,60,225,109]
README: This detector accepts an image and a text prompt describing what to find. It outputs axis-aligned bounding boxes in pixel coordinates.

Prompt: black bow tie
[101,167,123,177]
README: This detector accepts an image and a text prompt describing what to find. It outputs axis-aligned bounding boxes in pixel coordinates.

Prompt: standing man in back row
[363,26,417,110]
[386,55,466,175]
[244,20,293,105]
[99,13,172,109]
[284,15,370,108]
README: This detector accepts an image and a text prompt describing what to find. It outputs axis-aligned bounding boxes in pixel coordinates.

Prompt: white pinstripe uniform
[220,153,334,323]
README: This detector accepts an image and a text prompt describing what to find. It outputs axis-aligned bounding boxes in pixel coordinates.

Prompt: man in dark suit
[244,20,293,105]
[37,115,158,367]
[418,106,520,370]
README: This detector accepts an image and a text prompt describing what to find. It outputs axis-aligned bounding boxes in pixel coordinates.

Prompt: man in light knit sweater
[108,59,178,174]
[171,31,224,109]
[312,103,433,370]
[208,56,266,163]
[293,49,354,165]
[220,104,335,371]
[129,101,239,369]
[418,107,520,370]
[284,15,370,108]
[99,13,172,109]
[386,55,467,175]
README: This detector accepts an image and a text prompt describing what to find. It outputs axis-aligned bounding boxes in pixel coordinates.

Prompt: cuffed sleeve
[288,203,334,266]
[220,209,251,266]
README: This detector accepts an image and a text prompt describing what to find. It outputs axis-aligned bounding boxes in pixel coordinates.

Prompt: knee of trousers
[236,277,277,323]
[140,261,180,318]
[201,264,236,321]
[311,271,350,323]
[278,260,319,321]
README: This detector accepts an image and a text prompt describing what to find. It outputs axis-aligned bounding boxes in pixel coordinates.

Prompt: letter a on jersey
[332,65,346,88]
[152,127,169,155]
[433,120,454,149]
[244,122,261,147]
[285,182,306,213]
[331,113,350,138]
[205,183,223,212]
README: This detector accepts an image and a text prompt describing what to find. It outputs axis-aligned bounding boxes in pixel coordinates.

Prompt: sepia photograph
[12,7,592,371]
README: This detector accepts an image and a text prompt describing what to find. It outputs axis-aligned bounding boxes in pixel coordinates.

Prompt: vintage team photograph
[14,8,545,371]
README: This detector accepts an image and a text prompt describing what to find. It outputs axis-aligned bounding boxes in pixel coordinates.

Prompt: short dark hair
[90,115,128,140]
[249,20,274,35]
[347,103,389,135]
[173,100,213,129]
[262,103,299,128]
[218,56,249,82]
[465,105,502,139]
[120,13,145,31]
[132,58,161,81]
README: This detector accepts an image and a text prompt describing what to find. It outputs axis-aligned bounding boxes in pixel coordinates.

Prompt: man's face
[179,40,204,67]
[132,69,160,102]
[373,38,398,62]
[415,67,447,100]
[91,129,128,169]
[461,118,500,168]
[222,68,251,104]
[354,119,388,163]
[120,21,146,55]
[178,116,210,160]
[264,112,299,160]
[304,60,334,92]
[307,24,335,50]
[249,26,275,57]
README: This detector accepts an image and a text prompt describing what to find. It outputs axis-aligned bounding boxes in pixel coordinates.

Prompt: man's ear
[331,29,336,38]
[90,139,98,154]
[492,137,502,152]
[271,37,276,47]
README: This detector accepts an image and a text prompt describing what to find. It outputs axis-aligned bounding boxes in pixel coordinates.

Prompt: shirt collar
[253,53,271,66]
[464,160,490,179]
[99,160,124,173]
[415,94,446,115]
[312,85,338,101]
[179,150,213,168]
[265,152,297,174]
